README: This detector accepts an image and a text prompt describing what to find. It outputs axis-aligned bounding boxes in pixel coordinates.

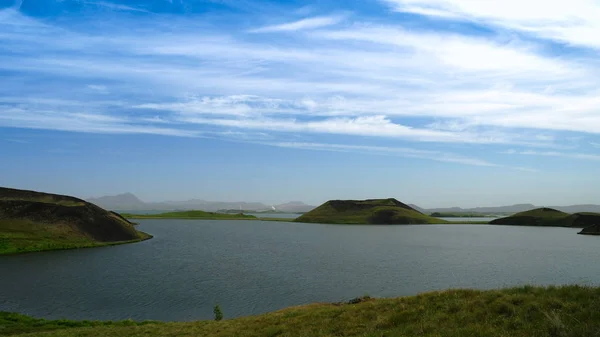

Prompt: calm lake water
[1,220,599,322]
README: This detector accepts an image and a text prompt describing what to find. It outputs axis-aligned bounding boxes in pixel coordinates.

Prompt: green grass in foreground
[0,219,151,255]
[121,210,258,220]
[4,285,600,336]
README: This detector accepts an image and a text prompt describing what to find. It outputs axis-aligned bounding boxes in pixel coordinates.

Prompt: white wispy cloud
[178,114,562,147]
[268,142,538,172]
[82,1,149,13]
[0,107,201,137]
[5,138,30,144]
[381,0,600,49]
[269,141,496,166]
[249,15,344,33]
[181,115,470,142]
[504,149,600,161]
[86,84,108,93]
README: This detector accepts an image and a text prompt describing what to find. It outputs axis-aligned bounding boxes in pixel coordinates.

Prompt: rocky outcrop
[578,223,600,235]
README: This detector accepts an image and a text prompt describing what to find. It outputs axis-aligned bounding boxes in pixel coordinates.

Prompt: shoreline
[126,216,490,224]
[0,232,153,256]
[3,285,599,336]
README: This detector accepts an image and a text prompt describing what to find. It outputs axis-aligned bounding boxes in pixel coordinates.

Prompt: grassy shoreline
[3,285,600,336]
[0,232,153,256]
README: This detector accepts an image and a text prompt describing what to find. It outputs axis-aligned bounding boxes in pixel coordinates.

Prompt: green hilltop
[490,207,600,232]
[295,198,447,224]
[0,187,151,255]
[4,285,600,337]
[121,210,258,220]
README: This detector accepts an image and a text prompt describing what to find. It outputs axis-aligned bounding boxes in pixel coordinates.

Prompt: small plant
[213,305,223,321]
[347,295,372,305]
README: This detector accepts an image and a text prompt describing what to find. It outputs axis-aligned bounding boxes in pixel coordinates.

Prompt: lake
[1,220,599,322]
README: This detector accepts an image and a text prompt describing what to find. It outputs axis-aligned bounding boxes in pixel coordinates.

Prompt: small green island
[4,285,600,337]
[120,210,258,220]
[295,198,448,224]
[490,208,600,234]
[0,187,151,255]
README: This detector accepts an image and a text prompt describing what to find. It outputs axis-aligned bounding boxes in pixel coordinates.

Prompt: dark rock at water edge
[578,224,600,235]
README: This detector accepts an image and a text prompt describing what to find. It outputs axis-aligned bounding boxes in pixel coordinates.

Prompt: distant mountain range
[410,203,600,215]
[87,193,600,215]
[86,193,316,213]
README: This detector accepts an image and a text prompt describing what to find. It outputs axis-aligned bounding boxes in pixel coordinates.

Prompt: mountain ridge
[87,193,600,214]
[87,193,315,212]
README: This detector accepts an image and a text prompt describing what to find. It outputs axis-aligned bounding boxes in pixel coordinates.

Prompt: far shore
[124,214,492,225]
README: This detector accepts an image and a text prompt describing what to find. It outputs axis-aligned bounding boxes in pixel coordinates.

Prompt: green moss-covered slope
[295,198,446,224]
[0,187,151,255]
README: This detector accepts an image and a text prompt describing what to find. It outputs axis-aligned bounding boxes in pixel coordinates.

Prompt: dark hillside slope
[0,187,86,206]
[296,198,446,224]
[0,187,150,254]
[579,223,600,235]
[490,208,600,228]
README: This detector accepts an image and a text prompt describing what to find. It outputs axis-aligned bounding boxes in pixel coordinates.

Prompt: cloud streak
[82,1,150,13]
[381,0,600,49]
[268,141,497,166]
[504,149,600,161]
[249,15,344,33]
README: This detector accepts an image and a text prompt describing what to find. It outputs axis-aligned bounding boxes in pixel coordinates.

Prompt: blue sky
[1,0,600,207]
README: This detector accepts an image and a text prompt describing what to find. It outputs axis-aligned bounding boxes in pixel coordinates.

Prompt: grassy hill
[3,285,600,337]
[295,198,447,224]
[0,187,151,255]
[121,210,258,220]
[490,208,600,228]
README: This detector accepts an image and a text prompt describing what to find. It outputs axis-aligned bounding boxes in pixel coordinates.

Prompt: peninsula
[295,198,447,224]
[0,187,151,255]
[490,208,600,229]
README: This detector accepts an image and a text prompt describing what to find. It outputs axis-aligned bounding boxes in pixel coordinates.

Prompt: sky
[1,0,600,208]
